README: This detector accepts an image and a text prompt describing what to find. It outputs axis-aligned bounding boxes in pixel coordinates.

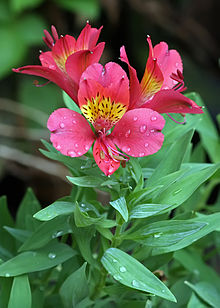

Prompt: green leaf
[19,215,72,251]
[16,188,41,231]
[152,212,220,255]
[60,263,89,308]
[67,175,106,188]
[153,163,220,208]
[187,293,207,308]
[185,281,220,308]
[130,203,173,219]
[0,277,13,308]
[101,248,176,302]
[125,220,206,247]
[109,197,129,222]
[34,201,75,221]
[147,129,194,186]
[63,91,82,113]
[3,227,32,243]
[129,158,143,184]
[8,275,31,308]
[0,242,76,276]
[187,92,220,163]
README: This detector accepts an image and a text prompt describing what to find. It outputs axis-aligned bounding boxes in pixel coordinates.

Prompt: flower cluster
[13,23,203,176]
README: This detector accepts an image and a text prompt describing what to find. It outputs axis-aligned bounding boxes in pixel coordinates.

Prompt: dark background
[0,0,219,214]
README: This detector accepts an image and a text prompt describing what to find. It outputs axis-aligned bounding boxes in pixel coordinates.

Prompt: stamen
[51,25,59,41]
[167,113,186,125]
[43,26,60,49]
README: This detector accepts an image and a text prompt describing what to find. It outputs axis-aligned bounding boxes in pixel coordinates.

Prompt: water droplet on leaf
[119,266,127,273]
[131,279,139,287]
[48,253,56,259]
[5,273,10,277]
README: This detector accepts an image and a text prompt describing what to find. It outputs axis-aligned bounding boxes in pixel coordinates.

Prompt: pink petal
[65,42,105,85]
[39,51,58,69]
[47,108,95,156]
[13,65,78,103]
[93,139,120,176]
[78,62,129,107]
[120,46,142,109]
[143,89,203,114]
[154,42,183,90]
[76,23,103,50]
[112,108,165,157]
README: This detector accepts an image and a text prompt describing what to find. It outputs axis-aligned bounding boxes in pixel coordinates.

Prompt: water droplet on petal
[60,123,65,128]
[72,120,76,124]
[75,143,79,148]
[150,129,155,133]
[108,167,114,174]
[49,65,56,69]
[119,266,127,273]
[131,280,139,287]
[48,253,56,259]
[84,145,90,151]
[125,129,131,137]
[139,125,147,133]
[146,132,150,136]
[145,143,149,148]
[68,150,76,157]
[151,116,157,121]
[5,273,10,277]
[133,116,138,121]
[56,145,61,150]
[77,151,82,156]
[176,62,179,67]
[139,152,145,157]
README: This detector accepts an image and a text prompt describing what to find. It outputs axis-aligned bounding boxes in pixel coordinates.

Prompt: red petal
[76,23,103,50]
[140,36,164,101]
[40,51,58,69]
[153,42,183,90]
[112,108,165,157]
[47,108,95,156]
[143,90,204,114]
[120,46,142,109]
[93,139,120,176]
[13,65,78,103]
[52,35,76,68]
[65,42,105,85]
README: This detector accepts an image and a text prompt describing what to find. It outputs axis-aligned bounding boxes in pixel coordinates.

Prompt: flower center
[81,94,127,131]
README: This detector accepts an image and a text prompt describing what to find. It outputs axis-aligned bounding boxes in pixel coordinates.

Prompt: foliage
[0,93,219,307]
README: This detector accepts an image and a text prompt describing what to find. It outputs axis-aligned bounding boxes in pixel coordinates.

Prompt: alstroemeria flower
[47,62,165,176]
[13,23,105,103]
[120,36,203,123]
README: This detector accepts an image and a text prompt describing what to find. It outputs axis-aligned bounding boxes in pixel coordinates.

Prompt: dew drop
[48,253,56,259]
[112,259,118,263]
[56,145,61,150]
[68,150,76,157]
[153,232,162,238]
[84,145,90,151]
[173,188,182,195]
[151,116,157,121]
[139,125,147,133]
[162,289,165,293]
[81,203,86,207]
[125,129,131,137]
[133,116,138,121]
[119,266,127,273]
[122,146,130,153]
[127,147,130,152]
[150,129,155,133]
[108,167,114,174]
[49,65,56,69]
[176,62,179,67]
[60,122,65,128]
[113,274,122,280]
[72,120,76,124]
[5,273,10,277]
[139,153,145,157]
[131,279,139,287]
[145,143,149,148]
[75,143,79,148]
[77,151,82,156]
[146,132,150,136]
[52,231,63,238]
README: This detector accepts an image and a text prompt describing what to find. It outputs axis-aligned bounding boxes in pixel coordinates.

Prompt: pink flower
[120,36,203,123]
[13,23,105,104]
[47,62,165,176]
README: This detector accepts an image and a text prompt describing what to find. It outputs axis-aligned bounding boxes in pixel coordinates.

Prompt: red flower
[13,23,105,104]
[120,36,203,123]
[47,62,165,176]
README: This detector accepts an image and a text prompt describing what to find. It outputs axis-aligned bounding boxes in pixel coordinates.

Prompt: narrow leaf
[34,201,75,221]
[8,275,31,308]
[109,197,129,222]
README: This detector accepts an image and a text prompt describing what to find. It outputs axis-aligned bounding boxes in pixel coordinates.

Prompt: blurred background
[0,0,219,215]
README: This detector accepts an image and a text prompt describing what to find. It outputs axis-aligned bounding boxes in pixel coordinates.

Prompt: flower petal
[65,42,105,85]
[120,46,142,109]
[52,35,76,69]
[112,108,165,157]
[47,108,95,156]
[143,89,203,114]
[140,36,164,101]
[39,51,58,69]
[153,42,183,90]
[12,65,78,103]
[93,139,120,176]
[76,23,103,50]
